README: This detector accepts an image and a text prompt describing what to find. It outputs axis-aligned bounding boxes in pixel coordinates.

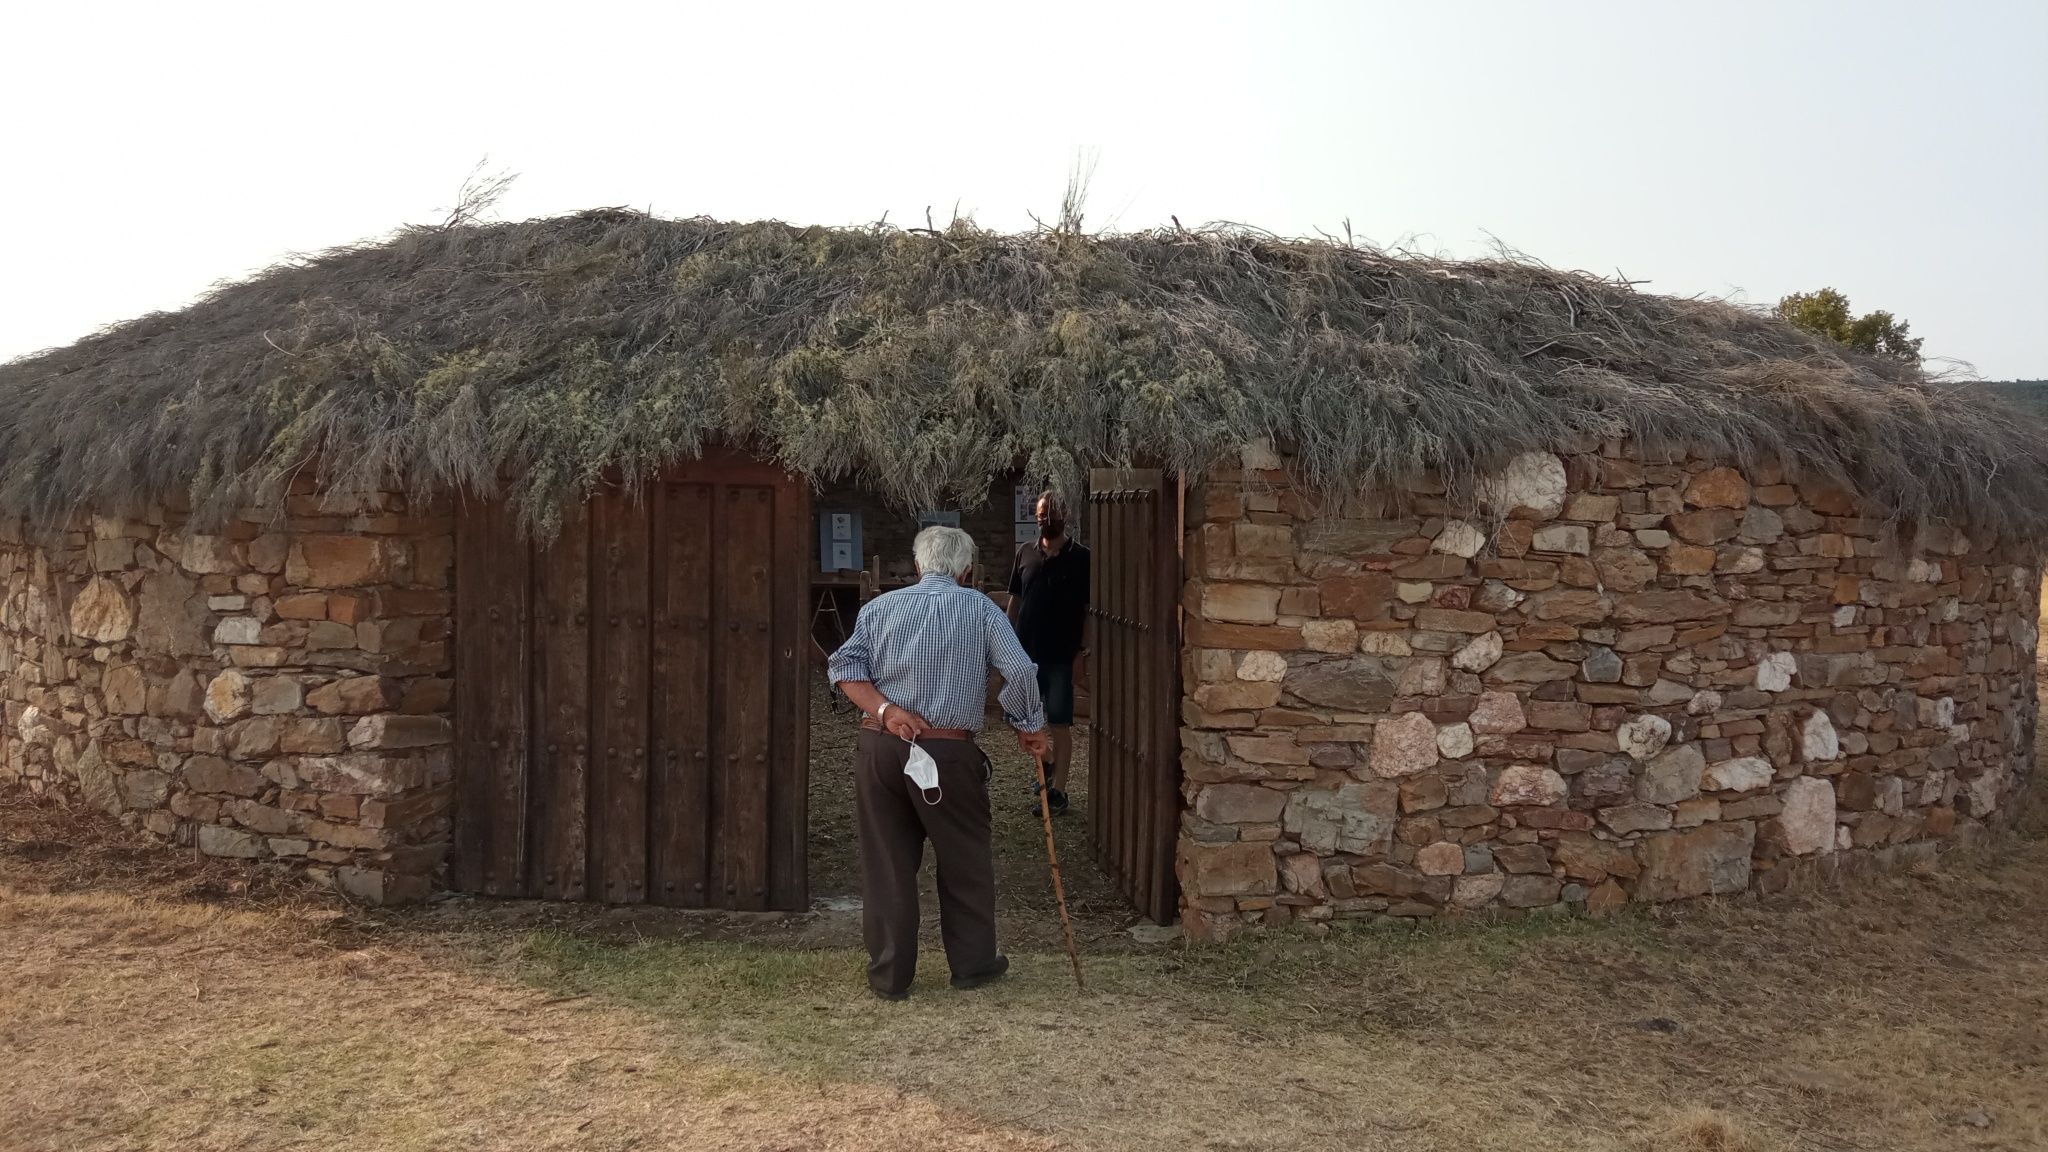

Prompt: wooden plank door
[452,449,810,910]
[1086,469,1183,924]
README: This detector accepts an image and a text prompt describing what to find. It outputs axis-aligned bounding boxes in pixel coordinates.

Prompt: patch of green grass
[524,932,860,1005]
[515,900,1663,1049]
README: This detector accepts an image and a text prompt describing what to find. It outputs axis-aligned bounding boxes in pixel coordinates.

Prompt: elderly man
[828,525,1050,1001]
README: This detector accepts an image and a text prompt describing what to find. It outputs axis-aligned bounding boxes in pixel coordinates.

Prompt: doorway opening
[803,468,1182,929]
[449,454,1182,928]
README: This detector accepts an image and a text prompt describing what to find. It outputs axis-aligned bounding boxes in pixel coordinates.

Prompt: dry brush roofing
[4,208,2045,540]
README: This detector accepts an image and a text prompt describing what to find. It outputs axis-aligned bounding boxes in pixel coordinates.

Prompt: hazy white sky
[4,1,2043,377]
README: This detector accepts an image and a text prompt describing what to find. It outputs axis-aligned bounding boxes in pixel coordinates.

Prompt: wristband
[877,701,894,723]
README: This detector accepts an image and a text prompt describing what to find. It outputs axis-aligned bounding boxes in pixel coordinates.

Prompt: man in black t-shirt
[1008,491,1091,814]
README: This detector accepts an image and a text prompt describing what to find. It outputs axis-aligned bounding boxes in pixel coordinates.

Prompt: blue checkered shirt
[827,572,1047,733]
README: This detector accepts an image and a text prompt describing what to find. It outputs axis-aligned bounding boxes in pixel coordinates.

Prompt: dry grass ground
[3,709,2045,1151]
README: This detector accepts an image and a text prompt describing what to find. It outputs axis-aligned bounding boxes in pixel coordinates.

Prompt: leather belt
[860,718,976,741]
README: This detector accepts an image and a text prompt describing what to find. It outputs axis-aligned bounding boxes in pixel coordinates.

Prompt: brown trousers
[855,729,999,996]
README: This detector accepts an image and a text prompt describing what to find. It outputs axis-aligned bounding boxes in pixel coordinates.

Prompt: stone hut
[1,210,2041,929]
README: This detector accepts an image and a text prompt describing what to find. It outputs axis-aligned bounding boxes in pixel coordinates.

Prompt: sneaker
[950,955,1010,990]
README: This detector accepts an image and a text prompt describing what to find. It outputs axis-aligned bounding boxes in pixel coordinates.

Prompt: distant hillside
[1983,379,2048,416]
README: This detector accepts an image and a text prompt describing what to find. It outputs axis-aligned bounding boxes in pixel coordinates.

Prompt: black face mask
[1041,517,1066,540]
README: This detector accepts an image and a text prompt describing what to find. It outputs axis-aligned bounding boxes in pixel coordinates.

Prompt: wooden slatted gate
[1087,469,1183,924]
[452,450,811,910]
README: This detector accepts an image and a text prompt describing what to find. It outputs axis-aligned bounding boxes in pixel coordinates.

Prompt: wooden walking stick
[1033,751,1086,991]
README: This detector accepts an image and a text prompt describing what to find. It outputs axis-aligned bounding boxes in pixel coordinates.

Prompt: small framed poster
[1014,481,1039,545]
[817,510,863,572]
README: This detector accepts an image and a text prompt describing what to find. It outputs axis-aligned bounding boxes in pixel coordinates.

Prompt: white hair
[913,525,976,580]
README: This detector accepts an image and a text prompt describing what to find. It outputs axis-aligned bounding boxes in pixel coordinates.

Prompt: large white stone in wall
[213,617,263,646]
[1432,520,1486,558]
[1756,651,1797,692]
[18,705,50,745]
[1300,619,1357,653]
[1358,631,1412,656]
[1703,756,1774,793]
[1436,722,1475,759]
[1237,651,1288,682]
[1802,710,1840,762]
[1617,714,1673,761]
[1451,631,1504,673]
[1777,777,1836,855]
[1481,452,1568,519]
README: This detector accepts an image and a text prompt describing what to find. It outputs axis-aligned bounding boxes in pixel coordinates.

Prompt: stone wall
[0,481,455,902]
[1177,441,2040,940]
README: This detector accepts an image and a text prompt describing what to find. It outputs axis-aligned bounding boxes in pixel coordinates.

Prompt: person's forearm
[836,680,889,717]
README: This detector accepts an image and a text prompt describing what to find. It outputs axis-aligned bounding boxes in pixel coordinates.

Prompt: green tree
[1775,287,1924,362]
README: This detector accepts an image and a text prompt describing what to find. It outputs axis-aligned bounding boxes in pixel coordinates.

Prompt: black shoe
[872,986,909,1002]
[1027,782,1070,816]
[951,955,1009,990]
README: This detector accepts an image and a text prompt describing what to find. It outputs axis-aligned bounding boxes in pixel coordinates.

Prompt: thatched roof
[4,208,2045,540]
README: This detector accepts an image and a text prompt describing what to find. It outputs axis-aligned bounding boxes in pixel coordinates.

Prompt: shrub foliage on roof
[3,208,2044,541]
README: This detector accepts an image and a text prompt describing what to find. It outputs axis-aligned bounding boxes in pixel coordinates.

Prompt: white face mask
[903,741,942,805]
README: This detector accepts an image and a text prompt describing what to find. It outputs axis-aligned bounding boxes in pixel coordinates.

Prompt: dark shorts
[1036,660,1075,727]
